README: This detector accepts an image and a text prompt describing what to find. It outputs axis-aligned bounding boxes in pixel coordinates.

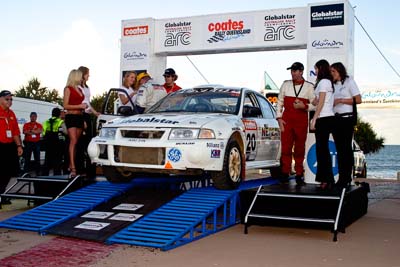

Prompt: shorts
[65,114,84,129]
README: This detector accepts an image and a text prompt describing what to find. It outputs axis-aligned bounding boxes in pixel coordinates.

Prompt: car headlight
[99,127,117,139]
[169,128,215,139]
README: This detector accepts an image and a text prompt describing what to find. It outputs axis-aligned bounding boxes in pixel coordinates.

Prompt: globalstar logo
[310,3,344,27]
[123,25,149,36]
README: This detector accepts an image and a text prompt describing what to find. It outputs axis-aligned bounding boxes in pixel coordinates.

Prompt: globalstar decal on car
[211,149,221,158]
[167,148,182,162]
[127,138,146,142]
[119,117,180,124]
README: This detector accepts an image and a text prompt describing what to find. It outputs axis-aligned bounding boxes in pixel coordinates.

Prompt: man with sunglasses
[0,90,23,206]
[162,68,181,94]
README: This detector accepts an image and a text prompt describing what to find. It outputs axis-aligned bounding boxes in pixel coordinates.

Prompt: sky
[0,0,399,144]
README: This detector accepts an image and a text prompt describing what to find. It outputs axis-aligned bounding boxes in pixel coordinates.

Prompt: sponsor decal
[119,117,180,125]
[94,140,107,143]
[242,119,257,131]
[164,21,192,47]
[127,138,146,142]
[207,142,220,148]
[75,221,110,231]
[211,149,221,158]
[176,141,195,145]
[307,140,338,175]
[113,203,143,211]
[164,161,173,169]
[81,211,114,219]
[311,4,344,27]
[123,25,149,36]
[123,51,147,61]
[264,14,296,41]
[261,125,280,140]
[312,39,344,49]
[207,18,251,43]
[168,148,182,162]
[109,213,143,222]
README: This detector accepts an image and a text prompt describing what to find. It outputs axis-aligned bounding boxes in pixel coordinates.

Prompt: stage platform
[241,182,370,241]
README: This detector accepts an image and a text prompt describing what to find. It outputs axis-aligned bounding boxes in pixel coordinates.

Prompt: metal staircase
[244,184,347,241]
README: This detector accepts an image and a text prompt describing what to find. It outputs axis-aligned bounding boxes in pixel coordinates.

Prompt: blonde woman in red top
[63,69,87,178]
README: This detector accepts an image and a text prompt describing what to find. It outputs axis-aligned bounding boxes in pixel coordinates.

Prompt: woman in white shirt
[78,66,99,179]
[118,71,137,110]
[310,59,335,189]
[331,62,362,188]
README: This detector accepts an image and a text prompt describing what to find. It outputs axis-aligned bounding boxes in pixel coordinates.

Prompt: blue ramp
[0,181,134,233]
[107,187,238,250]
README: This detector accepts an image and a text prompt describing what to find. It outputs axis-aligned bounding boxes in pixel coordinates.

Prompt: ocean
[366,145,400,179]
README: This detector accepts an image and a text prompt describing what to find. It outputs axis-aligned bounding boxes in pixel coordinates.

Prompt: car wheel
[360,164,367,178]
[211,140,242,190]
[102,166,134,183]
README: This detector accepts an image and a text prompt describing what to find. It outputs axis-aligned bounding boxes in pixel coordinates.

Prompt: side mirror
[117,106,134,116]
[243,105,262,117]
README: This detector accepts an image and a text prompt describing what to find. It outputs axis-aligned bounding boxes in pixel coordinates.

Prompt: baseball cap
[163,68,176,76]
[286,62,304,71]
[0,90,13,98]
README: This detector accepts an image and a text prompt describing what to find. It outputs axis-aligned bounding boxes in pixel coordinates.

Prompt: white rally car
[88,86,281,189]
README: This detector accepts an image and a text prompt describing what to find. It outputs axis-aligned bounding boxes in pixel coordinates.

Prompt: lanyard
[293,80,304,98]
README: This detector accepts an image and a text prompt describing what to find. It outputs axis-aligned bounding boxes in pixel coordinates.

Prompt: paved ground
[0,178,399,267]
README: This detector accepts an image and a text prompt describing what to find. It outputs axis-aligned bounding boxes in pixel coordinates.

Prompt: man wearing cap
[163,68,182,94]
[0,90,23,205]
[22,111,43,175]
[276,62,315,185]
[135,72,167,114]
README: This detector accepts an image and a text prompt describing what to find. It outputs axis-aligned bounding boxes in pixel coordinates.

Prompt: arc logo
[164,32,191,46]
[264,25,295,41]
[306,140,338,176]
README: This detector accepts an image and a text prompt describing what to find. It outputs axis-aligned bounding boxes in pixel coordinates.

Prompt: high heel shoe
[318,182,334,190]
[69,168,77,179]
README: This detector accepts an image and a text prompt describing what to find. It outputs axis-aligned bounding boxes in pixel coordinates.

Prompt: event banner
[153,8,307,55]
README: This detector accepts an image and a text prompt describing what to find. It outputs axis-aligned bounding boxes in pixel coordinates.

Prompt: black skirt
[0,142,19,177]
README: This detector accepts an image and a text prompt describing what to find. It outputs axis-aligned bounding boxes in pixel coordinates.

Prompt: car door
[254,93,280,162]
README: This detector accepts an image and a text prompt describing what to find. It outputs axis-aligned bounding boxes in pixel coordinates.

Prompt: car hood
[105,113,235,128]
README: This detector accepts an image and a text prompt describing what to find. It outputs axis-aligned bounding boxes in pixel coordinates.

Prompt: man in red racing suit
[276,62,315,185]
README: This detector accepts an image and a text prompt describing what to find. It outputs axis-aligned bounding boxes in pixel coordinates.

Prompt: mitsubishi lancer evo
[88,86,281,189]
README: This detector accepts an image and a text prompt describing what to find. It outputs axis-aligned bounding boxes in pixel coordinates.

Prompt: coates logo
[312,39,344,49]
[207,19,251,43]
[123,25,149,36]
[264,14,296,42]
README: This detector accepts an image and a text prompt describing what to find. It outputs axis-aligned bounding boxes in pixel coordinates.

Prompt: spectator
[63,69,87,178]
[331,62,362,188]
[135,72,167,113]
[310,59,335,190]
[118,71,137,109]
[22,112,43,175]
[42,108,67,176]
[276,62,314,185]
[0,90,23,206]
[163,68,181,94]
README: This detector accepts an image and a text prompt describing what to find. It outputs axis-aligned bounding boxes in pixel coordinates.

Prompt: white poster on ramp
[74,221,110,231]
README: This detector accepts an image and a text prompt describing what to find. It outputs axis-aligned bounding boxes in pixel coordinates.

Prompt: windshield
[147,88,241,114]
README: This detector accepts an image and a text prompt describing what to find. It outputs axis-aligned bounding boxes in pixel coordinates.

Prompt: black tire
[211,140,242,190]
[102,166,133,183]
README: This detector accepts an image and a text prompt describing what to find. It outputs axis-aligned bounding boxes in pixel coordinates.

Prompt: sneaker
[295,175,306,186]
